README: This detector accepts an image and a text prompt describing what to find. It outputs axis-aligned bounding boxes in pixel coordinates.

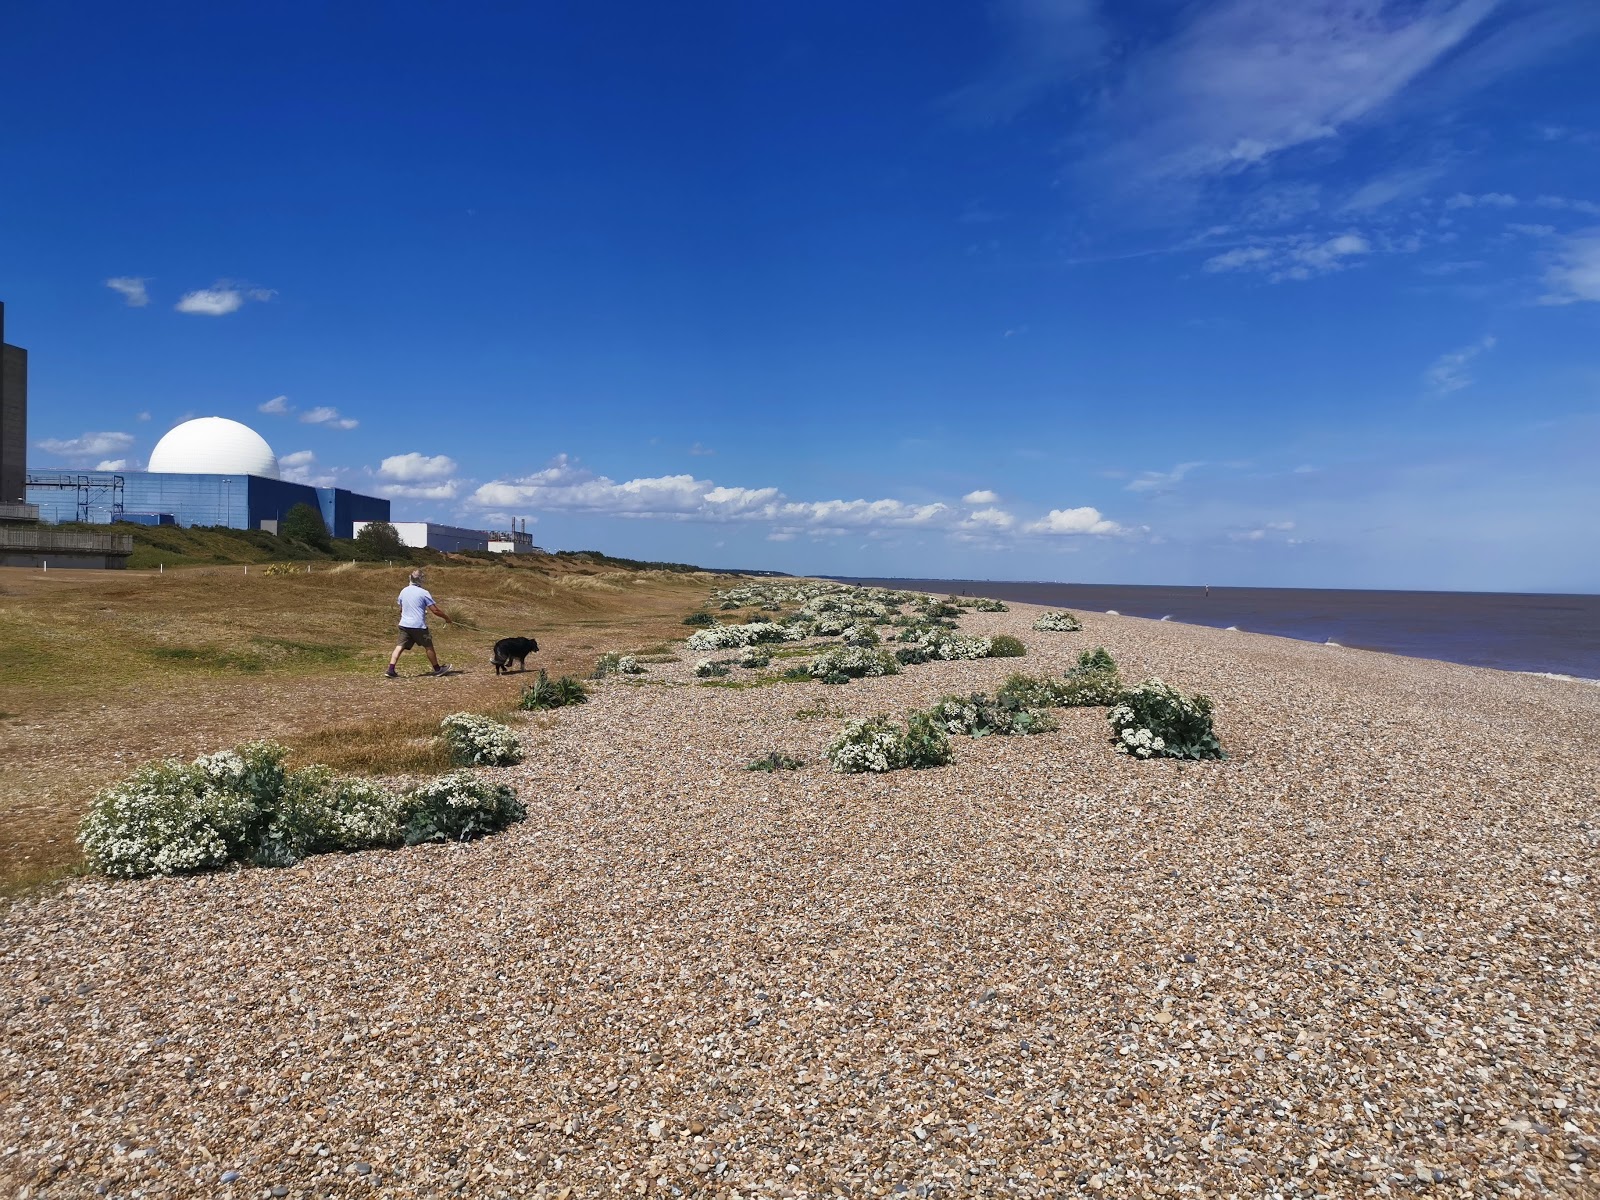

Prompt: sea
[829,578,1600,682]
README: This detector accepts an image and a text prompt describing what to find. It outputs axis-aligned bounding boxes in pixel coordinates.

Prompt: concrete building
[28,417,390,538]
[354,521,538,554]
[1,301,27,505]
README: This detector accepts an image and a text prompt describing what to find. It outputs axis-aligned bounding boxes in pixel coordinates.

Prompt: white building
[354,520,538,554]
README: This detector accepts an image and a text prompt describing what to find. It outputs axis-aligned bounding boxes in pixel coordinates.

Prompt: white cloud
[278,450,339,486]
[1444,192,1519,210]
[95,459,128,471]
[1340,164,1449,213]
[1506,223,1556,237]
[688,442,715,456]
[379,480,460,501]
[279,450,316,469]
[1127,461,1205,493]
[1025,506,1124,536]
[175,283,274,316]
[1534,195,1600,217]
[944,0,1107,125]
[1087,0,1502,187]
[379,452,457,481]
[1204,233,1370,281]
[105,277,149,307]
[1425,335,1496,394]
[1541,232,1600,304]
[36,431,135,460]
[965,507,1016,530]
[301,406,358,430]
[963,489,1000,504]
[136,411,151,422]
[259,395,292,415]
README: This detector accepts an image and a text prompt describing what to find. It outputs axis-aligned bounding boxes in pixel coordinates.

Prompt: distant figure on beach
[1204,584,1209,596]
[386,568,452,678]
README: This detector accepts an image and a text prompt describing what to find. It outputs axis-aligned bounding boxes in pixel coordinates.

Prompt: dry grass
[0,558,729,895]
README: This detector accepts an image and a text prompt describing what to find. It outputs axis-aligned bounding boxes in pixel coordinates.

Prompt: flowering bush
[440,712,524,767]
[988,634,1026,658]
[686,621,792,651]
[826,713,951,774]
[841,623,880,647]
[738,646,772,669]
[746,750,804,772]
[78,741,527,877]
[78,742,288,878]
[617,655,646,674]
[957,597,1008,612]
[694,658,730,677]
[1058,648,1122,706]
[403,772,526,843]
[1033,611,1083,632]
[807,646,900,682]
[929,690,1057,737]
[1108,679,1223,760]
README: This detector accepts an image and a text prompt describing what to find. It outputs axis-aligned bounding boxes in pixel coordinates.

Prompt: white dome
[147,417,279,479]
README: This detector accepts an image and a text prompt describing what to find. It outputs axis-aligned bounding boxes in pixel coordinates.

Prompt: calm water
[830,578,1600,680]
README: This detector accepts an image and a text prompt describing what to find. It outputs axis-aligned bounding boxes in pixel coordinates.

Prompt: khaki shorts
[397,625,433,650]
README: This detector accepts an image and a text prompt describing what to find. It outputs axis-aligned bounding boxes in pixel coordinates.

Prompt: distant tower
[0,302,27,503]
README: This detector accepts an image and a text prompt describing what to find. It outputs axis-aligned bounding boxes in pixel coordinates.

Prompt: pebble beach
[3,601,1598,1199]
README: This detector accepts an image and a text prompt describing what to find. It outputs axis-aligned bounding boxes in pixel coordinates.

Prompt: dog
[491,636,540,675]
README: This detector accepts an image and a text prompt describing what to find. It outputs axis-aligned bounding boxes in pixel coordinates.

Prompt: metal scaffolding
[24,471,125,523]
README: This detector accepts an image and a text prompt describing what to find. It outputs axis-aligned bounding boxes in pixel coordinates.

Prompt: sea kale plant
[694,658,731,677]
[826,712,952,774]
[746,750,805,772]
[806,646,900,683]
[1058,647,1123,706]
[929,690,1057,738]
[439,712,524,767]
[1033,611,1084,632]
[518,670,589,710]
[738,645,772,669]
[1108,678,1224,760]
[79,742,527,878]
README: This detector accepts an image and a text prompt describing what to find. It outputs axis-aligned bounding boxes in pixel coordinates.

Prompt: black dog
[491,636,539,675]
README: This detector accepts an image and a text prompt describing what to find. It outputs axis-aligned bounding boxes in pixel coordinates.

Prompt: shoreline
[3,594,1598,1196]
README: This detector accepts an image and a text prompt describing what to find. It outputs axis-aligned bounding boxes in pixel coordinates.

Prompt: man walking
[386,568,452,678]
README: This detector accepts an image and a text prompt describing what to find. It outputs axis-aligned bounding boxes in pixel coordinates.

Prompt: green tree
[281,503,331,551]
[354,520,407,561]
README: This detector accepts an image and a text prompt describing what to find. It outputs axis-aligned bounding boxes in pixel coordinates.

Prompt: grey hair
[409,569,425,583]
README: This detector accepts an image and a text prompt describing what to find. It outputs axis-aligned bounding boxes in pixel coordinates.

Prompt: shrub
[439,712,523,767]
[694,658,730,678]
[277,767,406,854]
[686,621,795,651]
[1059,648,1122,706]
[1033,611,1083,632]
[929,691,1056,738]
[970,598,1009,612]
[807,646,900,680]
[281,502,331,551]
[738,646,771,669]
[1108,679,1224,760]
[1077,646,1116,673]
[746,751,804,772]
[826,713,952,773]
[519,670,588,710]
[988,634,1026,658]
[841,623,880,647]
[617,655,646,674]
[683,611,715,626]
[353,520,407,561]
[403,772,526,843]
[263,562,302,577]
[78,742,289,877]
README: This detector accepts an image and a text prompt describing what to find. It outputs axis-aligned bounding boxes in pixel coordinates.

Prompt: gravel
[3,601,1598,1198]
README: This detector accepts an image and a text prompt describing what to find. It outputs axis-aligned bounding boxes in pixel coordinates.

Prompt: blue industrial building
[27,471,390,539]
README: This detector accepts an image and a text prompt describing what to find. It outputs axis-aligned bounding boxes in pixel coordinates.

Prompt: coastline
[4,597,1598,1196]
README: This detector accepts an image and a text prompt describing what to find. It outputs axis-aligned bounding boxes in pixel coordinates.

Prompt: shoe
[384,666,398,678]
[431,664,451,677]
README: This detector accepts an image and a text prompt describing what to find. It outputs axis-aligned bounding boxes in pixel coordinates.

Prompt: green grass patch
[698,673,790,690]
[147,645,268,673]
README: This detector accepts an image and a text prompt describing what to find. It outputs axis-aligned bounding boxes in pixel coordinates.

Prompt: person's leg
[389,642,405,668]
[424,644,441,670]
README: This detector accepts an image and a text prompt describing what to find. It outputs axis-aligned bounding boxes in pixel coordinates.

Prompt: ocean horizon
[828,577,1600,681]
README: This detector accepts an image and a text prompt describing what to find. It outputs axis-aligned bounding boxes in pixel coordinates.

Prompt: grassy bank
[0,554,731,895]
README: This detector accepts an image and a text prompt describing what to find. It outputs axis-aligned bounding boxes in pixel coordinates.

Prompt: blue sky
[4,0,1599,590]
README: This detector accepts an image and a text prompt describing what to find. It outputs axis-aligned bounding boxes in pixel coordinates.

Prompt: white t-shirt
[397,584,435,629]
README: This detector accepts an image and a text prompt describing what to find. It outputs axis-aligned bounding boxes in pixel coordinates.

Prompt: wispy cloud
[379,452,457,481]
[1541,231,1600,304]
[688,442,716,457]
[105,277,150,307]
[1203,232,1372,281]
[300,406,358,430]
[1445,191,1519,210]
[379,480,460,502]
[258,395,292,415]
[36,431,136,461]
[1127,461,1205,493]
[1425,336,1496,394]
[175,283,274,316]
[944,0,1107,125]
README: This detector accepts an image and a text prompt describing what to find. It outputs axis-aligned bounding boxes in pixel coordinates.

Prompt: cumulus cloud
[278,450,339,487]
[1541,231,1600,304]
[259,395,292,415]
[379,452,457,481]
[300,406,358,430]
[105,277,149,307]
[963,489,1000,504]
[279,450,316,469]
[175,283,273,316]
[378,480,460,502]
[95,459,129,471]
[964,507,1016,530]
[1534,195,1600,217]
[1025,507,1124,536]
[1425,335,1496,394]
[36,431,136,461]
